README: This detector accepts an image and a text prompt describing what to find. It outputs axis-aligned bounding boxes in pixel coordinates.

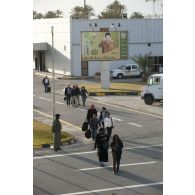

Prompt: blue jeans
[44,84,49,93]
[90,128,97,141]
[81,96,87,106]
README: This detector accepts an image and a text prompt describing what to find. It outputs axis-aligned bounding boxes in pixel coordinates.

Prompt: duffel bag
[82,121,89,131]
[85,129,91,139]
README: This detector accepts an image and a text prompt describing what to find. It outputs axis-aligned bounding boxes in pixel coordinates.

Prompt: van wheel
[144,95,154,105]
[117,73,123,79]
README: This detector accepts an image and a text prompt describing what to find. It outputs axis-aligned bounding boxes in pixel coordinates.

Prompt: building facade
[33,18,163,76]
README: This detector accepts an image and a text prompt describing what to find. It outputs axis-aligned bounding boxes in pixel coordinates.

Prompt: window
[132,65,138,69]
[126,66,131,70]
[148,77,160,86]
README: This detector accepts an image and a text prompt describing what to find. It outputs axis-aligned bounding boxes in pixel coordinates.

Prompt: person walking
[99,107,107,128]
[75,84,81,106]
[104,112,115,141]
[52,114,62,151]
[80,86,88,107]
[71,85,78,107]
[110,134,124,174]
[89,114,101,141]
[94,128,109,167]
[65,84,72,106]
[86,104,97,122]
[42,76,50,93]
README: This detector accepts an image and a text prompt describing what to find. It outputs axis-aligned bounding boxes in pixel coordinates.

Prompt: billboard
[81,31,128,61]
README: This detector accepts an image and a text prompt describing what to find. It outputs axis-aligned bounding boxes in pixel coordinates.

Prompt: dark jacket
[86,108,97,122]
[71,88,77,96]
[110,140,124,154]
[75,87,81,96]
[65,87,72,96]
[81,88,88,98]
[95,133,109,150]
[90,118,101,130]
[42,77,49,86]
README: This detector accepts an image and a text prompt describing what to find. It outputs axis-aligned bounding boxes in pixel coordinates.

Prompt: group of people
[41,76,88,108]
[45,75,124,174]
[64,84,88,107]
[86,104,123,174]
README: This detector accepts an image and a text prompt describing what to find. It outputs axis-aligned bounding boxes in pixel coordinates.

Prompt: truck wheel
[144,95,154,105]
[117,73,123,79]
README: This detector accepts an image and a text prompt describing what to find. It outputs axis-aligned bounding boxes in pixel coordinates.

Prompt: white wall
[33,18,163,76]
[33,18,71,75]
[71,18,163,76]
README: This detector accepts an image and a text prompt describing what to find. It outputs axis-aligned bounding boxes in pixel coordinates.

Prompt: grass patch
[33,120,73,148]
[80,82,146,93]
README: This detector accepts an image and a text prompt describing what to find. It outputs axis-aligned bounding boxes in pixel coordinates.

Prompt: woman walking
[110,134,124,174]
[80,86,88,107]
[94,128,109,167]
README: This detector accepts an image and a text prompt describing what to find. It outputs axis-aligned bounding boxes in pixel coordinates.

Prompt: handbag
[64,96,67,101]
[82,121,89,131]
[85,129,91,139]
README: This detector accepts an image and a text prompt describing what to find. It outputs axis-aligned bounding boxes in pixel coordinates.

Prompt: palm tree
[55,9,63,18]
[98,0,126,19]
[70,5,95,19]
[130,12,144,19]
[33,10,44,19]
[131,52,154,81]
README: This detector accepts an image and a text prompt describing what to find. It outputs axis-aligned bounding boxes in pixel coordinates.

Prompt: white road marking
[112,117,123,121]
[88,98,163,119]
[33,144,162,160]
[76,108,86,111]
[56,101,64,105]
[59,182,163,195]
[75,161,156,171]
[128,122,143,127]
[38,97,52,101]
[33,109,81,130]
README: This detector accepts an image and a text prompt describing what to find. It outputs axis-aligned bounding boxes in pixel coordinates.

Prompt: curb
[55,91,141,97]
[34,138,77,149]
[89,91,140,96]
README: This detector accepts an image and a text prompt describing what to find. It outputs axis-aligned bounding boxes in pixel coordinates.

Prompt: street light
[51,26,55,121]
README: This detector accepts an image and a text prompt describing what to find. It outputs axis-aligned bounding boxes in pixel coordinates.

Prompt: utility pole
[51,26,55,121]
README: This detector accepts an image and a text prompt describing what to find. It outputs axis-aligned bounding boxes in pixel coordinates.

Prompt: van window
[126,66,131,70]
[132,65,138,69]
[148,77,160,86]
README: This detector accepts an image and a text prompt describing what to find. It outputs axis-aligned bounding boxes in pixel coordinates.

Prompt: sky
[33,0,163,18]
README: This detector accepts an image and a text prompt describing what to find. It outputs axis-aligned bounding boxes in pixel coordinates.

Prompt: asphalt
[33,71,162,149]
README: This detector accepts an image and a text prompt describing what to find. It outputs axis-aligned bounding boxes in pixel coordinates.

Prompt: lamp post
[51,26,55,121]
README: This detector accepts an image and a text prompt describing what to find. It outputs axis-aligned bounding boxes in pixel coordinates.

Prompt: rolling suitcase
[47,86,51,92]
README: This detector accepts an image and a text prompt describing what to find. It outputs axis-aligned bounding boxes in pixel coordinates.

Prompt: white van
[141,74,163,105]
[110,64,144,79]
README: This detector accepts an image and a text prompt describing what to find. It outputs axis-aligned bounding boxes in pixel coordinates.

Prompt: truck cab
[110,64,144,79]
[141,74,163,105]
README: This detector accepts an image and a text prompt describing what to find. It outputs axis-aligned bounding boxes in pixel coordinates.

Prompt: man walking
[52,114,62,151]
[75,84,81,106]
[104,112,115,141]
[65,84,72,106]
[42,76,50,93]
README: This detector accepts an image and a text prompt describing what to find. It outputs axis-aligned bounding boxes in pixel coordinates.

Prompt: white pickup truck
[141,73,163,105]
[110,64,144,79]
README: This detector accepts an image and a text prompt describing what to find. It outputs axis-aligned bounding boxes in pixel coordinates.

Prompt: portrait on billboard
[81,31,128,61]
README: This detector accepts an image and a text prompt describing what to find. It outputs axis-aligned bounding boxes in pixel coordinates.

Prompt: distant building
[33,18,163,76]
